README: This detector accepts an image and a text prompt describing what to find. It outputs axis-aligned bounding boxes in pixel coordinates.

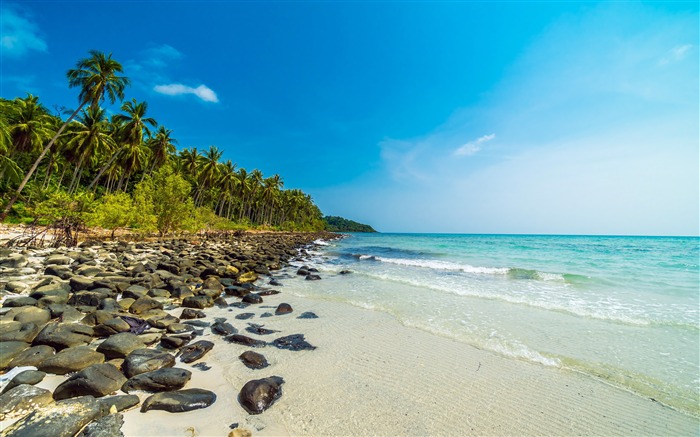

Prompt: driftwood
[4,217,87,248]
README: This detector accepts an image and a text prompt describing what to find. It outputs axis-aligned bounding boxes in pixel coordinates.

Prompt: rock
[147,288,170,298]
[225,334,266,348]
[241,293,262,304]
[140,388,217,413]
[224,286,250,297]
[1,395,102,437]
[38,346,105,375]
[272,334,316,351]
[297,311,319,319]
[238,351,269,370]
[33,322,94,351]
[122,348,175,378]
[296,268,309,276]
[46,304,83,322]
[99,394,140,412]
[339,270,352,275]
[182,295,214,309]
[53,363,127,400]
[76,413,124,437]
[122,284,148,300]
[0,253,28,268]
[170,285,193,300]
[179,308,205,319]
[191,362,211,371]
[2,296,37,307]
[244,324,278,336]
[238,271,258,283]
[93,318,132,337]
[269,279,283,287]
[177,340,214,363]
[226,265,239,276]
[214,296,228,308]
[45,254,71,265]
[1,370,46,394]
[160,336,189,349]
[129,296,163,315]
[0,341,30,370]
[305,274,321,281]
[44,265,73,280]
[257,289,280,296]
[69,276,95,292]
[0,322,41,343]
[182,320,210,328]
[70,289,110,307]
[122,368,192,393]
[9,306,51,325]
[80,310,114,326]
[96,332,144,359]
[275,303,293,315]
[260,312,273,318]
[234,313,255,320]
[7,345,54,368]
[212,321,237,336]
[0,384,53,421]
[238,376,284,414]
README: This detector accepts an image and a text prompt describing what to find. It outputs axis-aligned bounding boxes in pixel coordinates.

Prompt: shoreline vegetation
[0,50,351,236]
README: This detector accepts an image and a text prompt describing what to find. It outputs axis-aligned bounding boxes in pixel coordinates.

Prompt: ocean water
[284,233,700,417]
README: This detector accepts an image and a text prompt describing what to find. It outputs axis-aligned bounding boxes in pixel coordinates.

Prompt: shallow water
[290,234,700,416]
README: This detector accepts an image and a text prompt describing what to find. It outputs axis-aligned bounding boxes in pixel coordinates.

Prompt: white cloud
[143,44,183,68]
[154,83,219,103]
[659,44,693,65]
[0,4,47,58]
[454,133,495,156]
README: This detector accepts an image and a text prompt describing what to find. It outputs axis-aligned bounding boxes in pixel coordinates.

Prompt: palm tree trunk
[1,104,84,221]
[87,151,119,191]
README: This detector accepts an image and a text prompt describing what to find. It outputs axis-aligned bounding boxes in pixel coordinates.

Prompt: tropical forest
[0,51,327,237]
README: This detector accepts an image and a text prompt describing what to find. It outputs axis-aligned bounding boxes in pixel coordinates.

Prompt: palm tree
[216,159,237,218]
[143,126,177,178]
[63,106,116,193]
[111,99,156,191]
[194,145,222,206]
[2,51,129,220]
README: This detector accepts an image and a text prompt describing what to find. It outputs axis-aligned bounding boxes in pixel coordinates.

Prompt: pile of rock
[0,231,336,436]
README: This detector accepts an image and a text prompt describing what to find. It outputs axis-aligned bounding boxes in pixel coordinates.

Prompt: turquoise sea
[286,233,699,416]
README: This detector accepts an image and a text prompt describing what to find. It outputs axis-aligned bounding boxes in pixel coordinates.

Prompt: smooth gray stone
[0,341,30,370]
[33,322,94,351]
[0,322,40,343]
[238,351,269,370]
[38,346,105,375]
[177,340,214,364]
[7,345,55,368]
[1,370,46,394]
[53,363,127,400]
[96,332,144,359]
[140,388,216,413]
[1,395,102,437]
[121,368,192,393]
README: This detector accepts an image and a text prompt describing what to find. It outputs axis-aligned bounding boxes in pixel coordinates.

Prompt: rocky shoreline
[0,231,340,436]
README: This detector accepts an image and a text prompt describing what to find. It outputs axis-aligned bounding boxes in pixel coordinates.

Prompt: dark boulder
[275,303,293,315]
[96,332,145,359]
[7,345,54,368]
[1,370,46,394]
[225,334,266,348]
[122,368,192,393]
[305,274,322,281]
[182,295,214,309]
[244,324,278,336]
[0,342,30,370]
[212,320,237,336]
[129,296,163,315]
[272,334,316,351]
[177,340,214,363]
[238,351,269,370]
[0,322,41,343]
[297,311,319,319]
[76,413,124,437]
[0,384,53,421]
[241,293,262,304]
[38,346,105,375]
[2,297,38,308]
[122,348,175,378]
[180,308,206,319]
[99,394,140,412]
[33,323,94,351]
[53,363,127,400]
[140,388,217,413]
[238,376,284,415]
[234,313,255,320]
[1,395,102,437]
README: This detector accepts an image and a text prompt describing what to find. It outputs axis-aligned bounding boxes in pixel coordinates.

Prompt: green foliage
[131,177,157,234]
[150,165,194,236]
[33,189,95,224]
[323,216,377,233]
[87,191,132,237]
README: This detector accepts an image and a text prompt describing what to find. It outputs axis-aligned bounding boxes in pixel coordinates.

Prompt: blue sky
[1,1,698,235]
